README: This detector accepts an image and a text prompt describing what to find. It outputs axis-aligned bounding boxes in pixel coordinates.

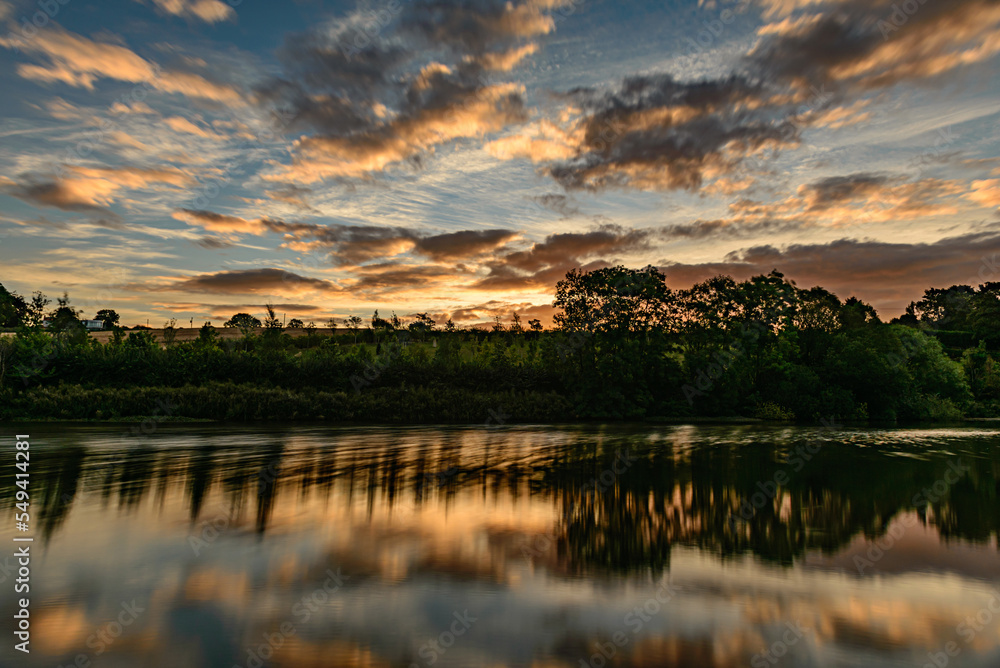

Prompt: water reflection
[1,424,999,667]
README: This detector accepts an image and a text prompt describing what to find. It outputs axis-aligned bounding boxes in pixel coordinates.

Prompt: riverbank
[2,383,995,425]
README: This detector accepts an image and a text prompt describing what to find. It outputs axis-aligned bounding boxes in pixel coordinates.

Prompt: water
[1,423,999,668]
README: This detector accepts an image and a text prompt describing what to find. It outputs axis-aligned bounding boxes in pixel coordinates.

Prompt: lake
[1,423,999,668]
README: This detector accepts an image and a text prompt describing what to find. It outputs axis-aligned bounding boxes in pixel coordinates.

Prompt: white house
[40,319,106,330]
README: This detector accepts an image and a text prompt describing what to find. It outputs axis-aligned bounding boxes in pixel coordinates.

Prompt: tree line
[0,267,997,422]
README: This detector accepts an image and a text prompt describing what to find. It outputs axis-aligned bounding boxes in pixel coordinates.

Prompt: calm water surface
[1,424,999,668]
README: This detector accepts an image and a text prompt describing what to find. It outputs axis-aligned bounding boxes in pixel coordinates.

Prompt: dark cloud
[3,167,194,212]
[658,218,801,240]
[261,218,518,265]
[171,268,341,295]
[265,184,316,211]
[414,229,519,260]
[493,73,803,193]
[2,177,103,212]
[400,0,559,56]
[658,230,1000,315]
[155,301,323,315]
[797,172,892,210]
[174,209,521,265]
[747,0,1000,93]
[348,263,470,293]
[489,0,1000,194]
[256,1,571,183]
[531,193,579,217]
[194,236,234,249]
[442,299,556,324]
[475,224,655,290]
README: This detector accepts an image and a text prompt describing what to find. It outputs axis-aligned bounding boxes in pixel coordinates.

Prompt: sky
[0,0,998,327]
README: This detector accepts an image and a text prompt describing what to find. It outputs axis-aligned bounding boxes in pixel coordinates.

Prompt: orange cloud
[171,209,270,234]
[0,26,243,104]
[165,116,223,139]
[967,179,1000,209]
[2,166,194,210]
[144,0,235,23]
[272,83,527,182]
[749,0,1000,92]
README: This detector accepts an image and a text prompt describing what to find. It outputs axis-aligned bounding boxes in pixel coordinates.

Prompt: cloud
[746,0,1000,92]
[443,299,556,324]
[269,219,520,265]
[486,0,1000,195]
[486,119,580,162]
[2,166,194,210]
[141,0,236,23]
[346,262,471,294]
[165,116,223,139]
[967,179,1000,210]
[172,209,270,234]
[401,0,572,54]
[491,74,802,193]
[173,210,520,265]
[109,100,156,114]
[0,26,242,104]
[194,236,234,249]
[659,172,965,239]
[476,43,539,71]
[170,268,341,295]
[658,230,1000,314]
[475,224,656,290]
[531,193,580,218]
[265,184,315,211]
[413,229,520,260]
[270,82,528,183]
[256,0,575,183]
[795,172,961,218]
[153,301,322,317]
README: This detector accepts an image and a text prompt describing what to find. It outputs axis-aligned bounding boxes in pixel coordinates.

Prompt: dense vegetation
[1,267,998,423]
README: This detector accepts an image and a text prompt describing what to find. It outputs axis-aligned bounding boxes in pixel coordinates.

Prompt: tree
[263,304,282,337]
[95,309,120,329]
[509,312,523,334]
[224,313,262,332]
[46,293,82,332]
[913,285,975,330]
[196,322,219,346]
[444,318,457,332]
[556,265,676,334]
[287,318,304,328]
[408,313,436,337]
[345,315,362,342]
[970,283,1000,350]
[264,304,281,328]
[27,291,50,328]
[528,319,543,332]
[162,318,179,346]
[371,310,391,331]
[0,283,27,328]
[838,297,880,329]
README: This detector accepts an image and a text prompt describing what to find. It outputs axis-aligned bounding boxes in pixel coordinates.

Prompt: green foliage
[95,309,120,328]
[0,283,28,328]
[224,313,262,332]
[0,269,997,424]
